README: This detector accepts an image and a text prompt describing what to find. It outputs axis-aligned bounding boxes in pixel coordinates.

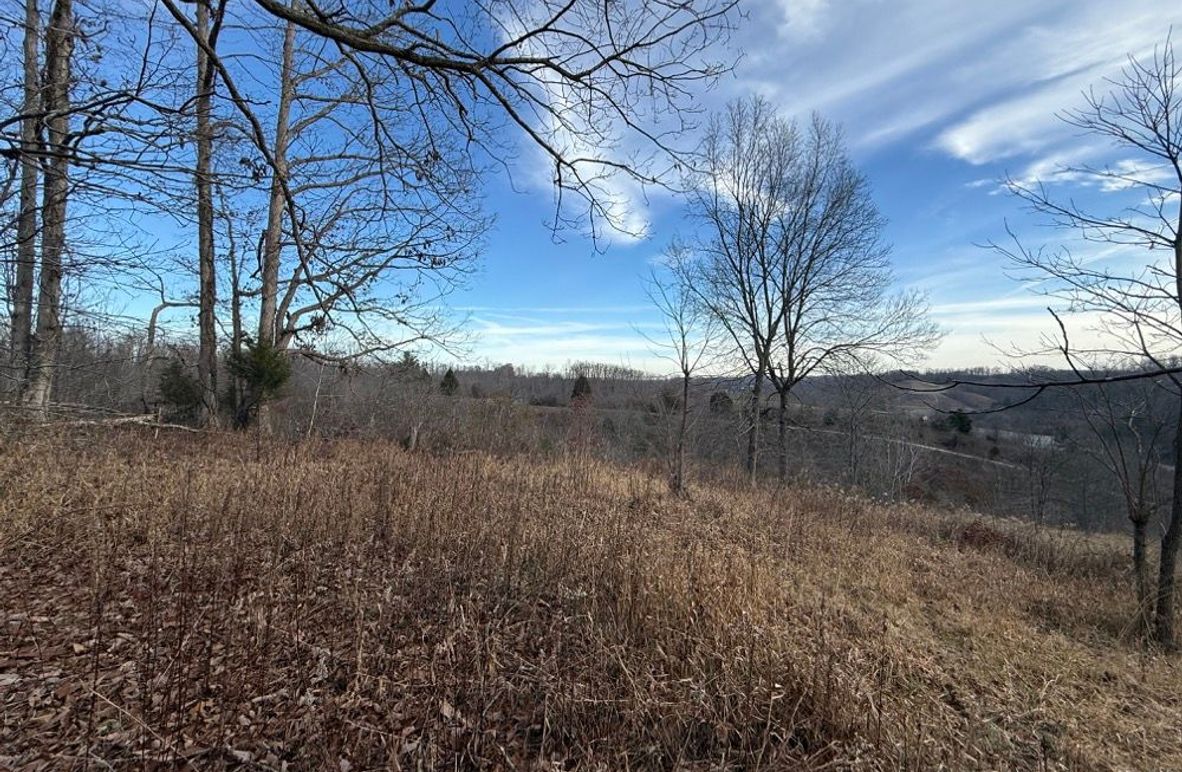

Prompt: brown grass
[1,430,1180,770]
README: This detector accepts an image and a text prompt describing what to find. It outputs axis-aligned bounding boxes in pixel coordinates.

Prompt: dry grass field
[2,430,1180,769]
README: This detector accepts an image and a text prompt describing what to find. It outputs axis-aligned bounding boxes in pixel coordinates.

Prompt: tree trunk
[777,386,789,482]
[1132,513,1152,636]
[258,16,295,350]
[673,370,689,495]
[141,301,189,411]
[1154,402,1182,648]
[1160,233,1182,648]
[746,367,763,485]
[10,0,40,384]
[21,0,72,415]
[228,230,248,428]
[195,0,218,425]
[252,14,296,434]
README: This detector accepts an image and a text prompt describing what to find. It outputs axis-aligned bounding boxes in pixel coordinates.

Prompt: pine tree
[948,409,972,434]
[440,368,459,396]
[157,360,203,418]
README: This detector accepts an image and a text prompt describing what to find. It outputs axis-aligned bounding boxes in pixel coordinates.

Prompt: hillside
[2,431,1180,769]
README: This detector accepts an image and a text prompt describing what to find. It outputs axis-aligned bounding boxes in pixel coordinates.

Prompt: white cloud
[927,303,1120,369]
[731,0,1053,140]
[931,3,1172,165]
[930,296,1051,318]
[729,0,1181,164]
[1095,159,1178,192]
[776,0,835,40]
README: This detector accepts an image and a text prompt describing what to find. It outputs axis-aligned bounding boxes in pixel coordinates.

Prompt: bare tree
[21,0,74,413]
[193,0,223,425]
[1,0,205,412]
[1072,374,1172,636]
[642,243,719,495]
[689,98,938,483]
[8,0,40,383]
[687,97,798,483]
[229,20,487,427]
[256,9,296,358]
[831,372,883,488]
[765,116,938,481]
[990,38,1182,646]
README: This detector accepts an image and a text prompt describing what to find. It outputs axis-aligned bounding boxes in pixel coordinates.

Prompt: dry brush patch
[0,430,1180,770]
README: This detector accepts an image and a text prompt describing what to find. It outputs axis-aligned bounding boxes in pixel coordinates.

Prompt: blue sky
[451,0,1182,373]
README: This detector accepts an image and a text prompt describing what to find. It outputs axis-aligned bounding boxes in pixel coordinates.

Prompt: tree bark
[195,0,218,425]
[1158,220,1182,647]
[252,12,296,434]
[228,223,248,428]
[258,15,295,350]
[777,386,789,482]
[1154,401,1182,648]
[140,301,192,411]
[1132,513,1152,636]
[10,0,41,384]
[21,0,73,415]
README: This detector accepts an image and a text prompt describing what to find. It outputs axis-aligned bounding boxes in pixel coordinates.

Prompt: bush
[659,387,681,413]
[709,390,733,414]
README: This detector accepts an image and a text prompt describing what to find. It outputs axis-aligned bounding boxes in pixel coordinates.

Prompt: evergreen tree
[948,409,972,435]
[570,374,593,406]
[228,341,292,423]
[391,351,431,382]
[440,368,459,396]
[157,359,203,418]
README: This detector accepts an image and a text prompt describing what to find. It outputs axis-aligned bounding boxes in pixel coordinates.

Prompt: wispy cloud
[931,3,1169,166]
[459,304,654,316]
[462,306,671,372]
[737,0,1179,162]
[776,0,835,41]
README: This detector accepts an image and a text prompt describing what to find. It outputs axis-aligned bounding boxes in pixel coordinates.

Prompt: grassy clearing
[1,431,1180,769]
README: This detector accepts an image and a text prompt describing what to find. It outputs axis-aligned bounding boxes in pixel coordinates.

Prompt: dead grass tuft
[957,520,1014,554]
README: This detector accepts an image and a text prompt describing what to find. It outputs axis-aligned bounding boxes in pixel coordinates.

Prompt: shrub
[709,390,733,414]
